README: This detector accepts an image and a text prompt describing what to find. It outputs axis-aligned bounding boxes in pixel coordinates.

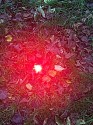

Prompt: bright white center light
[34,64,42,73]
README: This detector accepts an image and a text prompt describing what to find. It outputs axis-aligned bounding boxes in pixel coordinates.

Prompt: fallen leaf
[26,83,32,90]
[66,80,72,84]
[56,55,62,58]
[5,35,13,42]
[48,70,57,77]
[54,65,65,72]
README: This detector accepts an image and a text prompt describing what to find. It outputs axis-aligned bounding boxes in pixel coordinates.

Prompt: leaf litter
[0,1,93,125]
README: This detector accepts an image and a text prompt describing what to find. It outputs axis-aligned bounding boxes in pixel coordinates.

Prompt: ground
[0,0,93,125]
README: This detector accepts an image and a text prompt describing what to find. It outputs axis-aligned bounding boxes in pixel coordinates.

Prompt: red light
[33,64,42,73]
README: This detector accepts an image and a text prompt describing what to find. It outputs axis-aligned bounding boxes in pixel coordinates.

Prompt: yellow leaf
[26,83,32,90]
[5,35,13,42]
[66,80,72,84]
[48,70,56,77]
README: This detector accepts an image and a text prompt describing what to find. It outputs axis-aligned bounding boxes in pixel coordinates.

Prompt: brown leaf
[48,70,57,77]
[5,35,13,42]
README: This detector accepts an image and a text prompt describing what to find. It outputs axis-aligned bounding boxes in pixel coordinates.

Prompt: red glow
[33,64,42,73]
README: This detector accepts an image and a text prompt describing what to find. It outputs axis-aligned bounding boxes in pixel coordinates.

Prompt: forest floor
[0,1,93,125]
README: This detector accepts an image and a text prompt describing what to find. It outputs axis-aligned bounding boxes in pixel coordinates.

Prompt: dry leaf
[5,35,13,42]
[26,83,32,90]
[66,80,72,84]
[54,65,65,72]
[48,70,57,77]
